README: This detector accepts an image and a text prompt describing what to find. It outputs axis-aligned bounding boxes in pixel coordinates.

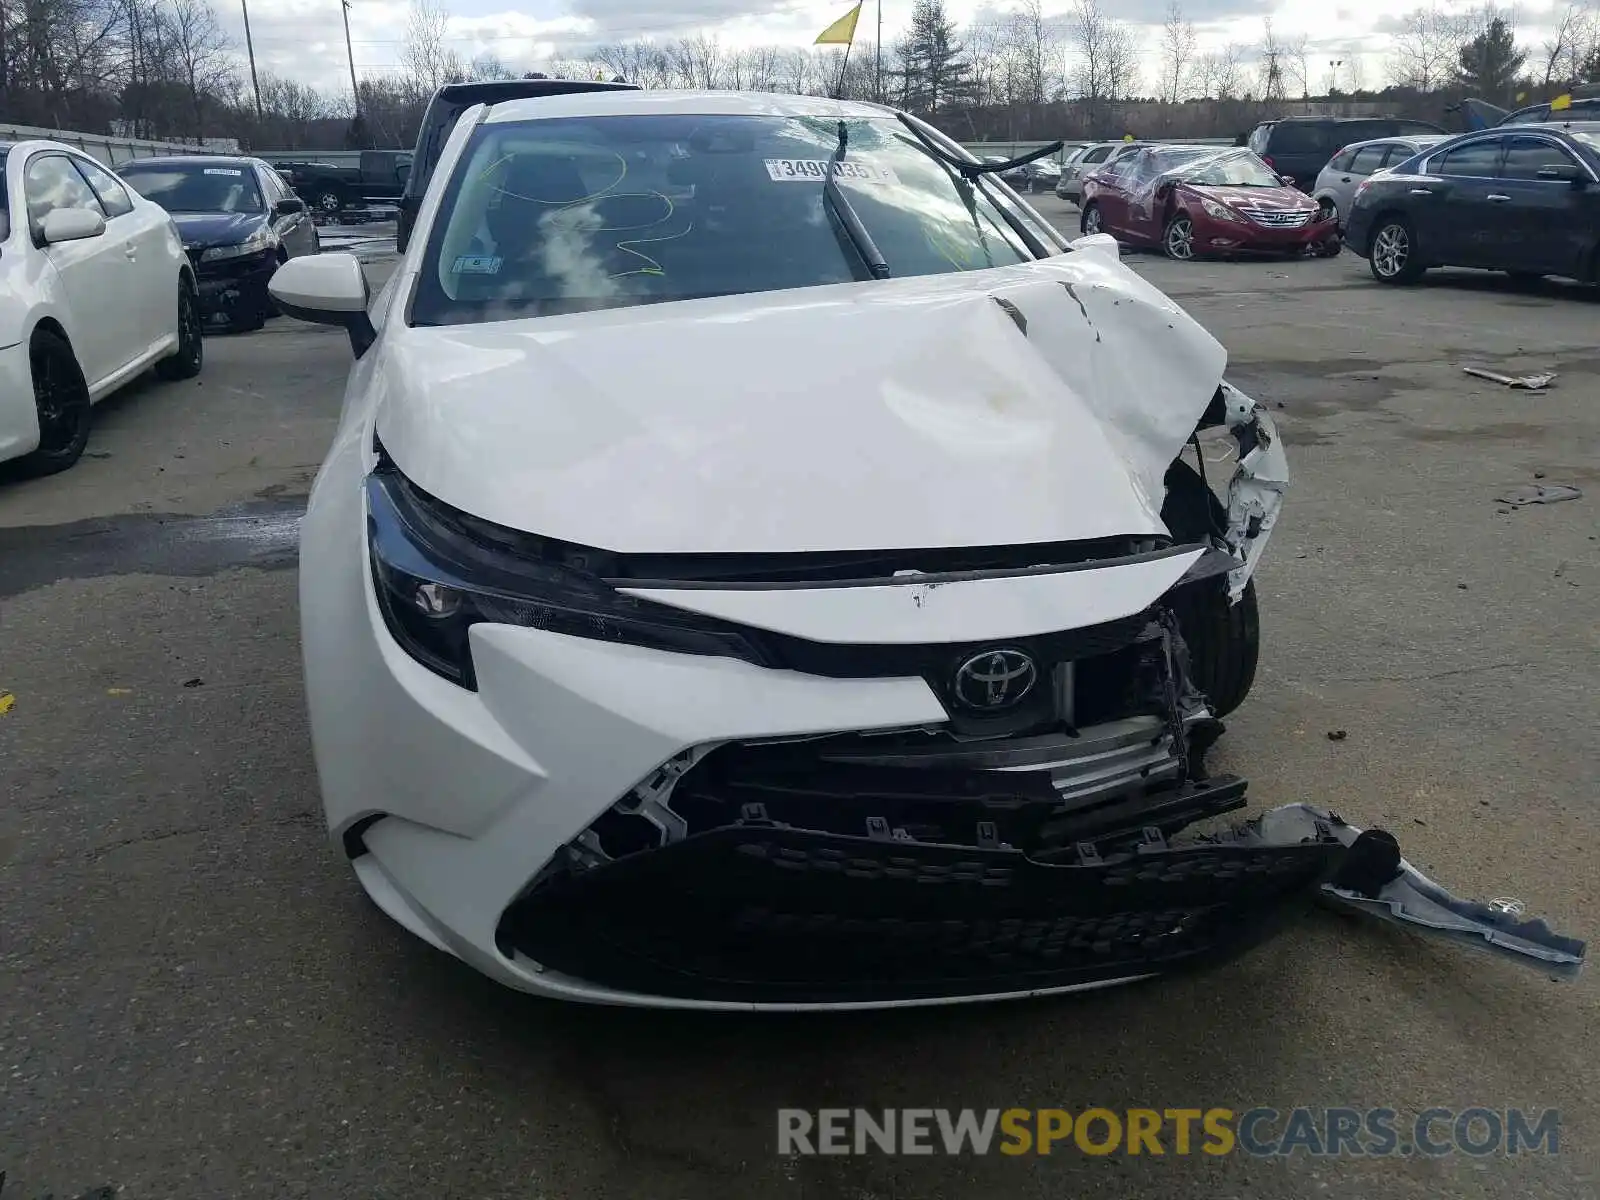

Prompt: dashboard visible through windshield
[411,113,1052,326]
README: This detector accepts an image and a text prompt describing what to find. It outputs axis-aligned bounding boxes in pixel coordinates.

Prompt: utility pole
[240,0,262,121]
[874,0,881,103]
[342,0,361,118]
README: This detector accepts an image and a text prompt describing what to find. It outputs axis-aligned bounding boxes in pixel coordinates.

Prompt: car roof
[123,155,263,169]
[484,88,895,124]
[1339,134,1449,151]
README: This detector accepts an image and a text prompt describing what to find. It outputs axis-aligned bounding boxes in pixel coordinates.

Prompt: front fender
[1218,380,1288,601]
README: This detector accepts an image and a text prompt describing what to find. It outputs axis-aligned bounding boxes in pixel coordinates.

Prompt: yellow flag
[1551,93,1573,111]
[814,2,862,45]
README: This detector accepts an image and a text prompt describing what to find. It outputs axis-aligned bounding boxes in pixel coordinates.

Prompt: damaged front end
[486,384,1582,1005]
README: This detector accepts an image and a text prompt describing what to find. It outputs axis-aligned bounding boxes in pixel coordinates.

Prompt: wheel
[314,189,344,217]
[1160,459,1259,717]
[1368,215,1424,284]
[1171,578,1261,718]
[1079,202,1103,236]
[155,280,204,380]
[10,329,92,477]
[1163,213,1196,260]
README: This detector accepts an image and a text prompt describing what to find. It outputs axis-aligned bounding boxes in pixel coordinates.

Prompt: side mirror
[274,197,306,216]
[268,252,376,358]
[39,208,107,244]
[1070,231,1121,261]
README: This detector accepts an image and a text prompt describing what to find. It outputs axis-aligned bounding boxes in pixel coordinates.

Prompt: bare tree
[1156,0,1196,103]
[1258,16,1286,101]
[1542,1,1600,85]
[166,0,233,138]
[1289,32,1310,98]
[401,0,464,93]
[468,51,515,81]
[1197,41,1246,99]
[1066,0,1139,125]
[1346,51,1367,92]
[1387,4,1468,90]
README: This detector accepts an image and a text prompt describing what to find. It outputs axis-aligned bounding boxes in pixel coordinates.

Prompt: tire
[1079,202,1103,236]
[1160,458,1260,717]
[155,280,204,380]
[10,329,92,478]
[1367,214,1424,284]
[1163,213,1196,260]
[231,304,267,333]
[314,188,344,217]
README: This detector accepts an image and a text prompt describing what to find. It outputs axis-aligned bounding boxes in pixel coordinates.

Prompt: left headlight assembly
[1199,197,1243,223]
[365,461,771,688]
[201,227,277,261]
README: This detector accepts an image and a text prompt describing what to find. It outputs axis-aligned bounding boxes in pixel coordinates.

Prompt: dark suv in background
[1244,117,1447,189]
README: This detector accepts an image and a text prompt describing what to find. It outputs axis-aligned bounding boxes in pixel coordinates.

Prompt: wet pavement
[1,230,1598,1199]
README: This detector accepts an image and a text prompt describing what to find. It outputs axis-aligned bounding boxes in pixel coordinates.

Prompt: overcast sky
[218,0,1571,99]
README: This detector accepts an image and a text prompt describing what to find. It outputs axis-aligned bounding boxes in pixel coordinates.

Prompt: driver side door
[24,152,135,392]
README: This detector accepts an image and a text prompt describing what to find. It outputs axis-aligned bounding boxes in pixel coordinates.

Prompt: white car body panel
[0,139,188,465]
[375,255,1226,555]
[294,92,1292,1009]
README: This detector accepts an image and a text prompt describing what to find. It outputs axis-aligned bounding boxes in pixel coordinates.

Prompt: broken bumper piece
[1242,804,1587,981]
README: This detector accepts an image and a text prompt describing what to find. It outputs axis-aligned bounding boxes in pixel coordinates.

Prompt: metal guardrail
[0,120,238,168]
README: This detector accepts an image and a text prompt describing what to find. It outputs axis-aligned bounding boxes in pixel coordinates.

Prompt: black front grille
[499,822,1344,1003]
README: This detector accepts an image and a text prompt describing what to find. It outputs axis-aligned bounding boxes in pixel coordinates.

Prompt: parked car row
[1,140,322,477]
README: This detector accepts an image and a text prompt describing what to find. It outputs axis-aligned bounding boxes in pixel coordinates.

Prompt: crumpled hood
[375,248,1229,554]
[170,210,266,248]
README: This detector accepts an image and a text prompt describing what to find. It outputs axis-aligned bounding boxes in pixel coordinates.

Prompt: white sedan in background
[0,139,203,477]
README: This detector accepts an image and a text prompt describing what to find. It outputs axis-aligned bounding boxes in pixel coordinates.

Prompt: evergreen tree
[1453,17,1526,102]
[896,0,978,115]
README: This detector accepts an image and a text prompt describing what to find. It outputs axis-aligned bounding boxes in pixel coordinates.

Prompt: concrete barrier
[0,121,238,168]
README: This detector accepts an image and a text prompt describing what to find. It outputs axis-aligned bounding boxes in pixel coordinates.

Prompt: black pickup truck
[276,149,413,217]
[395,77,639,252]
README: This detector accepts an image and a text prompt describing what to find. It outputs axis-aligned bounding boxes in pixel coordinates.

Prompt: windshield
[1574,131,1599,154]
[119,162,263,213]
[413,113,1039,326]
[1175,149,1283,187]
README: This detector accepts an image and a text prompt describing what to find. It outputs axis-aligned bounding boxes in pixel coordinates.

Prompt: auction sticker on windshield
[203,168,243,176]
[764,159,900,184]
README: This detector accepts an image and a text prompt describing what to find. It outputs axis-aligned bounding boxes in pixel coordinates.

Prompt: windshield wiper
[893,113,1066,256]
[822,121,889,280]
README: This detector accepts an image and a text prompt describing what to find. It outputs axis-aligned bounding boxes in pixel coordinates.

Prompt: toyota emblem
[951,649,1038,711]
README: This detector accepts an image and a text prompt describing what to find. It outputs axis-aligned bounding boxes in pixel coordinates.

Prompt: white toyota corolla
[273,90,1584,1008]
[1,139,203,476]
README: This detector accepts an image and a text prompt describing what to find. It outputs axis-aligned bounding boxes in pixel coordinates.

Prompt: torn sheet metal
[1218,381,1289,601]
[1242,803,1586,980]
[1497,483,1582,507]
[1462,365,1557,390]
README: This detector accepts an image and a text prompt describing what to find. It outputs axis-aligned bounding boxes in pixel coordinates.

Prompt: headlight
[366,460,769,688]
[200,227,277,261]
[1200,197,1243,223]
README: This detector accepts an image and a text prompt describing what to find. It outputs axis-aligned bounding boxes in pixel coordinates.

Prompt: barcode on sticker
[203,168,243,176]
[764,159,899,185]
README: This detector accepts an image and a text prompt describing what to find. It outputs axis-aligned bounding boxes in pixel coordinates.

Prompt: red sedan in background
[1079,146,1341,260]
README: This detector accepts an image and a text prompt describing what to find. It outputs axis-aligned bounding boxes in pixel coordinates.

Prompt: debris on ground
[1327,729,1348,741]
[0,690,13,715]
[182,678,205,688]
[1497,483,1582,507]
[1462,365,1557,390]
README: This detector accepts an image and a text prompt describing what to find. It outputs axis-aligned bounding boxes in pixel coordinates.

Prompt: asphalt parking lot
[2,209,1598,1199]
